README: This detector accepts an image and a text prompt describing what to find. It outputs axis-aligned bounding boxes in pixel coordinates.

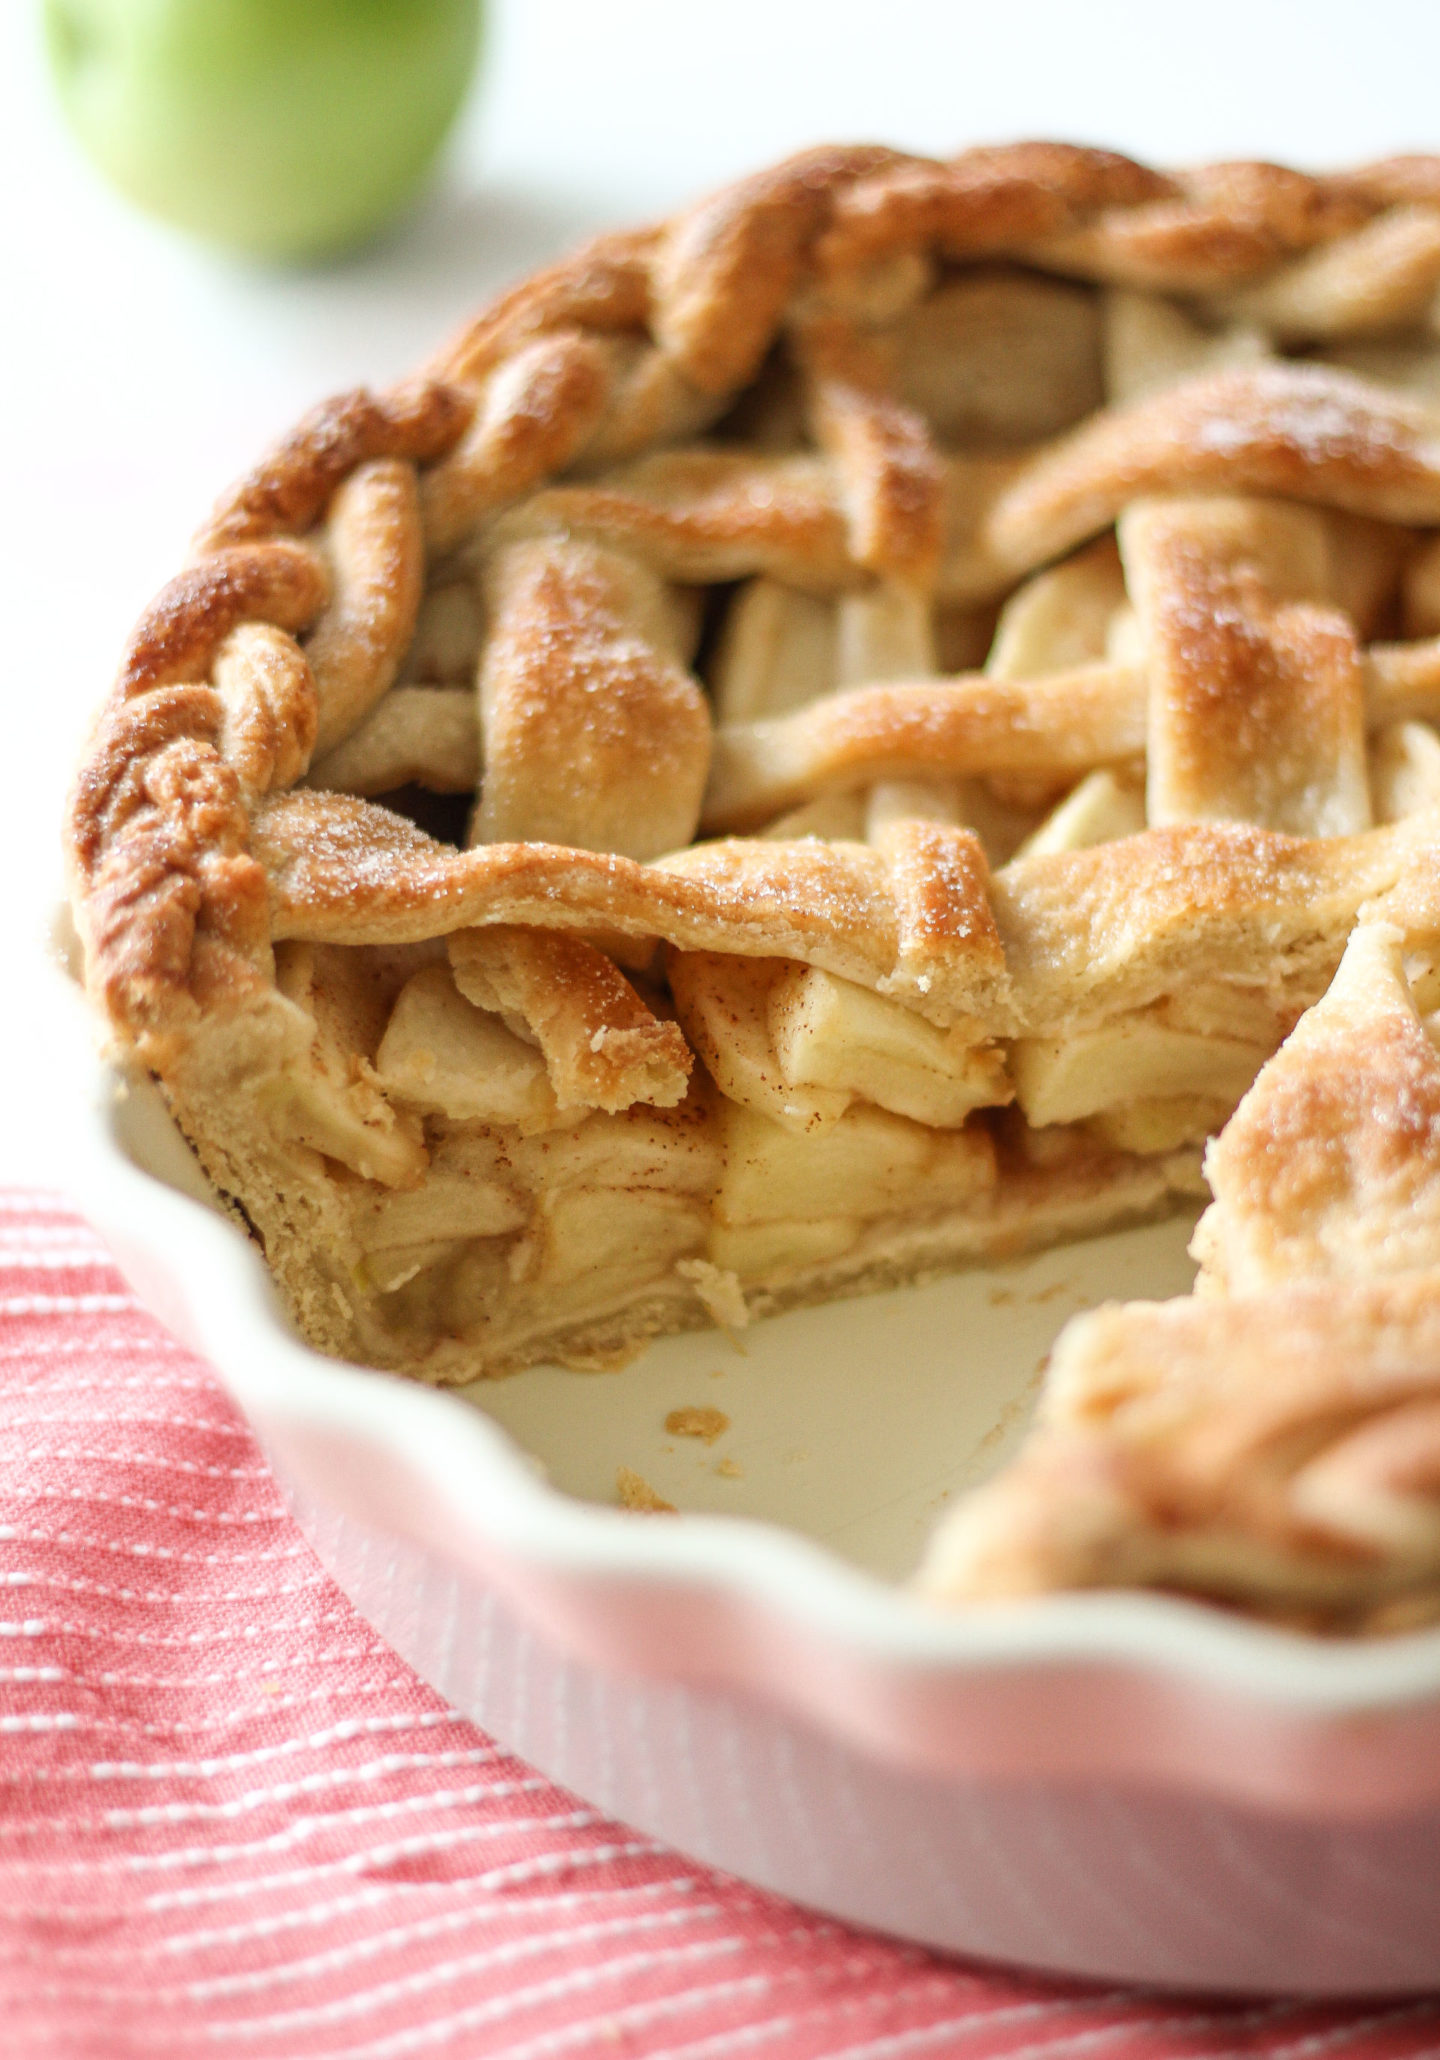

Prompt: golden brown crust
[1030,161,1375,291]
[425,228,662,388]
[987,365,1440,575]
[307,459,426,758]
[213,624,319,802]
[993,815,1428,1032]
[1333,156,1440,212]
[193,382,472,555]
[655,145,906,392]
[305,686,479,797]
[1195,924,1440,1291]
[876,819,1006,1012]
[449,925,692,1112]
[117,543,329,700]
[420,331,616,551]
[813,143,1176,283]
[795,313,946,588]
[496,449,855,591]
[1212,207,1440,342]
[252,791,1010,1023]
[474,537,711,859]
[1120,497,1370,836]
[69,684,271,1060]
[702,665,1147,831]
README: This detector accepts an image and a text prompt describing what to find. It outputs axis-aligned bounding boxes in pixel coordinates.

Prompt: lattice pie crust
[68,144,1440,1631]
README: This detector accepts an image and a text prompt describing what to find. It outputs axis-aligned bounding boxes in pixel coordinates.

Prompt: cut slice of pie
[66,143,1440,1625]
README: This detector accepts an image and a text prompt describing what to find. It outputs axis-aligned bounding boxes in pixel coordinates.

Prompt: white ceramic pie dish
[45,934,1440,1997]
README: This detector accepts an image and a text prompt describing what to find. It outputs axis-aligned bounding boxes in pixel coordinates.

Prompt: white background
[3,0,1439,1181]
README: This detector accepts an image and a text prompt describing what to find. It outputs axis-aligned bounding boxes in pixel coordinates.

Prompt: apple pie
[67,143,1440,1629]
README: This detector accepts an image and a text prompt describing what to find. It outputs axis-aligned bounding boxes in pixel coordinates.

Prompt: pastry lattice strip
[72,150,1440,1052]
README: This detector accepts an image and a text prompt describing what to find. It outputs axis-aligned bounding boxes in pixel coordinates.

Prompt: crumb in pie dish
[616,1466,678,1514]
[65,142,1440,1630]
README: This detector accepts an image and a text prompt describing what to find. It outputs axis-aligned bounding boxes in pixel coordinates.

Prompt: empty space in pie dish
[471,1212,1199,1577]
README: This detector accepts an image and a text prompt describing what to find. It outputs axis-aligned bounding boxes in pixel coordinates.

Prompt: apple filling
[668,951,1009,1135]
[710,1100,995,1281]
[1010,1011,1278,1142]
[1009,980,1300,1151]
[242,921,1294,1377]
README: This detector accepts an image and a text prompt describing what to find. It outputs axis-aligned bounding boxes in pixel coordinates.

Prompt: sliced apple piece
[709,1215,863,1281]
[863,778,965,838]
[425,1238,517,1335]
[767,963,1011,1128]
[375,964,558,1130]
[1371,718,1440,824]
[1014,767,1146,859]
[668,951,851,1134]
[364,1238,467,1295]
[711,579,837,721]
[266,942,426,1187]
[1010,1016,1272,1128]
[536,1187,707,1288]
[836,585,935,684]
[756,790,869,841]
[715,1100,995,1228]
[508,1095,721,1198]
[1102,289,1270,404]
[1089,1095,1235,1155]
[491,1188,710,1338]
[986,536,1127,679]
[352,1127,528,1252]
[259,1072,427,1189]
[1155,983,1289,1045]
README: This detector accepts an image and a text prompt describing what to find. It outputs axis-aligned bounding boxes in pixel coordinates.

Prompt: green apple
[44,0,483,261]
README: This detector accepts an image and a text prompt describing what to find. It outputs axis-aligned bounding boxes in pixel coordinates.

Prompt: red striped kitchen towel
[2,1188,1438,2058]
